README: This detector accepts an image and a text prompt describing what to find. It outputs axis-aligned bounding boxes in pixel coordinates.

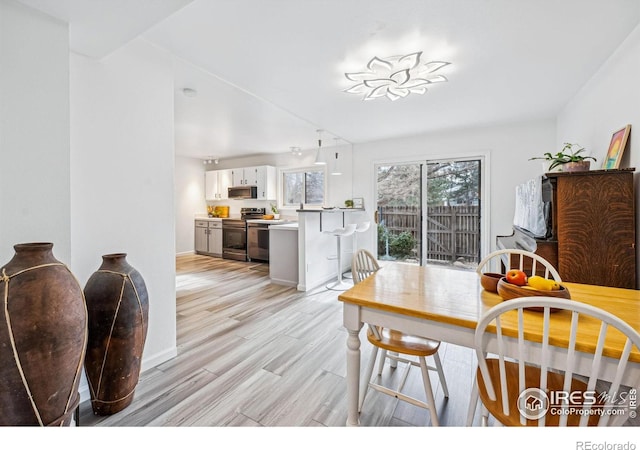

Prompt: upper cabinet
[211,165,277,200]
[205,169,232,200]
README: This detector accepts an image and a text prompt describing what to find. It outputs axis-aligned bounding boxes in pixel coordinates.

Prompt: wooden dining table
[338,262,640,426]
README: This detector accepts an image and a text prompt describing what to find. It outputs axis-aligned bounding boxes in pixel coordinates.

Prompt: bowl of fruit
[497,269,571,302]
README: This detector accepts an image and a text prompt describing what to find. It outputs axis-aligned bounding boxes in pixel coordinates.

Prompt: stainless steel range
[222,207,265,261]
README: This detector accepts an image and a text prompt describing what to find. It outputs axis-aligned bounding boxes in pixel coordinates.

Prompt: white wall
[557,22,640,282]
[351,119,556,256]
[557,23,640,168]
[0,0,71,264]
[175,156,206,254]
[70,38,177,379]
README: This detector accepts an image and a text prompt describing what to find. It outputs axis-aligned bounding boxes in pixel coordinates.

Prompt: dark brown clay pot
[83,253,149,415]
[0,242,87,426]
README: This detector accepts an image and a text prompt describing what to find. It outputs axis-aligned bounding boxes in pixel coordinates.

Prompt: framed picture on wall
[352,197,364,209]
[603,124,631,170]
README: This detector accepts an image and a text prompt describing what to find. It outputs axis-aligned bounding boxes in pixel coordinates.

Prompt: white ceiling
[18,0,640,160]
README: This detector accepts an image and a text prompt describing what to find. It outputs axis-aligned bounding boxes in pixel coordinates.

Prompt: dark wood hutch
[497,168,636,289]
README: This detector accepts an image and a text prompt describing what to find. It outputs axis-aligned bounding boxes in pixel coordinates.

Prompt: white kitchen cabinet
[269,223,298,287]
[205,171,219,201]
[217,169,232,200]
[194,219,222,257]
[205,169,232,200]
[209,224,222,255]
[230,165,276,200]
[195,220,209,253]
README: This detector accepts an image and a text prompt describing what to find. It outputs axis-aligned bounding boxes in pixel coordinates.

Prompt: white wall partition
[70,38,177,378]
[175,156,206,254]
[0,0,71,264]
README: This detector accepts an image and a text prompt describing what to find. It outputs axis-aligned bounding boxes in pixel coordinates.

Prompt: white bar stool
[325,224,357,291]
[344,221,371,279]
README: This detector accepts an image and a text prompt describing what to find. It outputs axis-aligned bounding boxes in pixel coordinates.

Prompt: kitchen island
[269,222,299,287]
[296,208,368,291]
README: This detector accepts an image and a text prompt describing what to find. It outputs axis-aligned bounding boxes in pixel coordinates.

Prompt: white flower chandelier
[344,51,450,101]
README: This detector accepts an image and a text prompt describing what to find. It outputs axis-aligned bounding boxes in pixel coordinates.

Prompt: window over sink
[282,166,325,208]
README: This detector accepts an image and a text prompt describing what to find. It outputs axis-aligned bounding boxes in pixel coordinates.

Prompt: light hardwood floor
[78,253,638,428]
[78,253,477,427]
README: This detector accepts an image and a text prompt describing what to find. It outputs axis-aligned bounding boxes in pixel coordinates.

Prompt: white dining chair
[476,248,562,281]
[470,296,640,426]
[352,249,449,426]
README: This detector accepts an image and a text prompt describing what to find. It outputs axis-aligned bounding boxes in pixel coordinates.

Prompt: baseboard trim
[79,346,178,404]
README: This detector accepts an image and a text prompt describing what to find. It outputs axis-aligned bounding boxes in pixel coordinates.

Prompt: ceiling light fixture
[344,51,450,101]
[290,146,302,156]
[330,152,342,176]
[331,138,342,176]
[203,156,218,165]
[314,129,326,165]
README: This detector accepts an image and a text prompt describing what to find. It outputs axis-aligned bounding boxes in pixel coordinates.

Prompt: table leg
[346,327,361,426]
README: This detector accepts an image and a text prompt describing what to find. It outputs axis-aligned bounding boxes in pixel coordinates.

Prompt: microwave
[228,185,257,199]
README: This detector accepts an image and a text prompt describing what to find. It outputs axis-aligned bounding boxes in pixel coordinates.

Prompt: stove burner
[241,207,266,220]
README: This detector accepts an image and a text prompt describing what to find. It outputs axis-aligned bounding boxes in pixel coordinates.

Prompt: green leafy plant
[529,143,596,171]
[389,231,416,258]
[344,199,354,208]
[270,203,278,214]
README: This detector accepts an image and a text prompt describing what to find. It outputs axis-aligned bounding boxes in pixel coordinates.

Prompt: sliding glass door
[376,157,482,268]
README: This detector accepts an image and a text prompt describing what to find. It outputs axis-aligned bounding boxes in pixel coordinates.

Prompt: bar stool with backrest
[344,221,371,279]
[324,223,357,291]
[352,249,449,426]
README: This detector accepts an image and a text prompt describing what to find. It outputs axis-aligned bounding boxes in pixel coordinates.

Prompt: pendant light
[314,129,326,165]
[331,138,342,175]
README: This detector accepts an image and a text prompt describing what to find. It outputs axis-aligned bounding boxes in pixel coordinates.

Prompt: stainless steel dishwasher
[247,222,270,262]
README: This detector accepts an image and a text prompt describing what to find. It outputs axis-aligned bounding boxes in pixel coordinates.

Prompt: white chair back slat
[517,308,527,425]
[558,311,580,426]
[476,249,562,281]
[494,317,510,416]
[351,249,381,340]
[474,296,640,427]
[599,340,634,426]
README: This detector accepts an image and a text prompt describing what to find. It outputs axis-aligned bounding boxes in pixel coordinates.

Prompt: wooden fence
[377,205,480,264]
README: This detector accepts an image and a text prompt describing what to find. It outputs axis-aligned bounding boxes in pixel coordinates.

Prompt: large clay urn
[0,242,87,426]
[83,253,148,415]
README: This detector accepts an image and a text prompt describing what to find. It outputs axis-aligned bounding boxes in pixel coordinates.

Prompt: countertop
[269,222,299,231]
[296,208,365,213]
[195,216,223,222]
[246,219,294,225]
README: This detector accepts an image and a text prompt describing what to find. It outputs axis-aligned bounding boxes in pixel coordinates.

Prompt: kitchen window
[282,167,325,207]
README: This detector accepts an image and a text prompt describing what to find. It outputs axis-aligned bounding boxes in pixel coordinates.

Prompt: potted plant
[270,203,280,220]
[529,143,596,172]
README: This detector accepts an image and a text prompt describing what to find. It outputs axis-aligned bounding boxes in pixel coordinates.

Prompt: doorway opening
[375,158,483,268]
